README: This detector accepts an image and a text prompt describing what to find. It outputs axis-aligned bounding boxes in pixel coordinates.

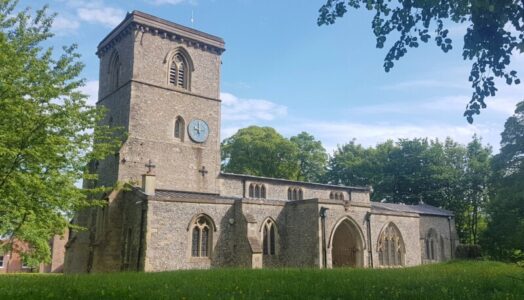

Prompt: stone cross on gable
[198,166,208,177]
[145,159,156,174]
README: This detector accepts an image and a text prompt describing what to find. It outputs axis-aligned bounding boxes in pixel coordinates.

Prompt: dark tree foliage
[289,132,329,182]
[326,137,491,243]
[482,101,524,262]
[318,0,523,123]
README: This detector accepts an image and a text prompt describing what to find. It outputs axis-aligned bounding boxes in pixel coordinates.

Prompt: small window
[262,219,277,255]
[287,187,304,200]
[330,191,344,200]
[191,216,213,257]
[249,183,266,199]
[0,255,4,268]
[174,116,185,140]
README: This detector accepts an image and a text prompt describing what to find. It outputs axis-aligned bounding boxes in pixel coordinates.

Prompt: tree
[482,101,524,261]
[0,1,119,266]
[290,132,328,182]
[318,0,523,123]
[221,126,300,179]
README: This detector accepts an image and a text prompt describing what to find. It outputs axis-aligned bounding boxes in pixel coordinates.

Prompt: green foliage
[0,261,522,299]
[289,132,328,182]
[0,1,120,265]
[221,126,300,179]
[326,137,491,243]
[482,101,524,262]
[318,0,523,123]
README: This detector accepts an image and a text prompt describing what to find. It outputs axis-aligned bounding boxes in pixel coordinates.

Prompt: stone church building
[64,11,458,273]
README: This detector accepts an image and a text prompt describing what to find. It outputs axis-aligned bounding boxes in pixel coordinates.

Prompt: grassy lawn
[0,261,522,299]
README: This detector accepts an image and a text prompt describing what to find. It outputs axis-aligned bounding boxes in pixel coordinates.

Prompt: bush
[455,244,482,259]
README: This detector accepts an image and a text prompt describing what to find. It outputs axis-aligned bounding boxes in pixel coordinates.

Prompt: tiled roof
[153,189,240,201]
[371,202,454,217]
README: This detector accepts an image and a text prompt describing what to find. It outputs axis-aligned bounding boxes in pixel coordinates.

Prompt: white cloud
[52,15,80,33]
[77,7,125,28]
[220,92,287,122]
[78,80,99,106]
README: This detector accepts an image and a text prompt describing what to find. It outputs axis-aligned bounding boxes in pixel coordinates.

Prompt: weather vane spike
[191,10,194,27]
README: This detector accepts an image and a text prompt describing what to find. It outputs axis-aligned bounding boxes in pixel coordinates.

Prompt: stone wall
[144,198,235,271]
[419,215,457,263]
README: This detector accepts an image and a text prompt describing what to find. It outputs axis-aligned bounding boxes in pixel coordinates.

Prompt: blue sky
[21,0,523,153]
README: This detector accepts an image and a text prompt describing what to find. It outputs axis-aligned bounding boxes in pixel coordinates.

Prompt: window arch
[190,215,214,257]
[425,228,439,261]
[248,183,266,199]
[174,116,185,140]
[108,51,121,90]
[262,219,277,255]
[287,187,304,200]
[377,223,405,267]
[166,49,193,90]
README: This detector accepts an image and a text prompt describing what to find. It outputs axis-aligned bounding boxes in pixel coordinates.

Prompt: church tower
[96,11,225,194]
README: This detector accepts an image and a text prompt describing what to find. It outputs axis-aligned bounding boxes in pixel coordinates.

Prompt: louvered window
[170,53,189,89]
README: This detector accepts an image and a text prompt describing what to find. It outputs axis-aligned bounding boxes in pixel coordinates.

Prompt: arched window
[288,187,304,200]
[170,53,190,89]
[262,219,277,255]
[249,184,254,198]
[261,185,266,199]
[330,191,344,200]
[377,223,405,267]
[174,116,185,140]
[191,216,213,257]
[249,183,266,199]
[426,229,439,261]
[109,51,121,90]
[329,192,334,200]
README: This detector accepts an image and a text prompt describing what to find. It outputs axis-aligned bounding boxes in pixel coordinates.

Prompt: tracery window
[248,183,266,199]
[287,187,304,200]
[191,216,213,257]
[109,51,121,90]
[174,116,185,140]
[377,223,405,267]
[329,191,344,200]
[170,53,189,89]
[262,219,277,255]
[425,228,439,261]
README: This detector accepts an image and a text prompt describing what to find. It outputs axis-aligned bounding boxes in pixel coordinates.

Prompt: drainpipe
[365,212,373,268]
[319,207,329,269]
[448,216,453,260]
[242,179,246,198]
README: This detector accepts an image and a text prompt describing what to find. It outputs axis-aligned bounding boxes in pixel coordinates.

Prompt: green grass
[0,261,522,299]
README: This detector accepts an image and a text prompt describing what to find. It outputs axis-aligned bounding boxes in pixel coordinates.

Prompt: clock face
[188,119,209,143]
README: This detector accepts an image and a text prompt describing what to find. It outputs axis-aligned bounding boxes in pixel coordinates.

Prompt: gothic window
[329,191,344,200]
[287,187,304,200]
[109,51,121,90]
[191,215,213,257]
[169,53,190,89]
[426,228,439,261]
[377,223,405,267]
[248,183,266,199]
[262,219,277,255]
[95,204,107,242]
[174,116,185,140]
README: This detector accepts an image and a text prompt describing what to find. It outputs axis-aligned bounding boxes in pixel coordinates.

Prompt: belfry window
[174,116,185,140]
[287,187,304,200]
[191,216,213,257]
[262,219,277,255]
[108,51,121,90]
[377,223,405,267]
[249,183,267,199]
[170,53,189,89]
